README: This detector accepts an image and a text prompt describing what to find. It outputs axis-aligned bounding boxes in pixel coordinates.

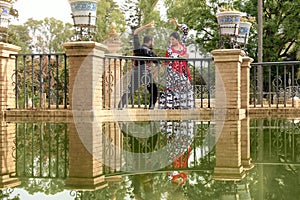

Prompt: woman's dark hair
[170,31,180,40]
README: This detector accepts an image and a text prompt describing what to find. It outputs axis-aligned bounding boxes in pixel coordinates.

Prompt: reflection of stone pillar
[66,121,107,190]
[0,43,21,110]
[0,121,21,188]
[213,115,245,181]
[63,42,107,110]
[241,117,254,170]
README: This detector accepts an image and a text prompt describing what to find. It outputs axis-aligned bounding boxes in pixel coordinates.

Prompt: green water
[1,118,300,200]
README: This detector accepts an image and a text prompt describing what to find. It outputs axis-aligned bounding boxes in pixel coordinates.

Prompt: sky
[11,0,74,25]
[10,0,165,25]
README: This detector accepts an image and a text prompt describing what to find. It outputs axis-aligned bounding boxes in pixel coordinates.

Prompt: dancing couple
[119,19,194,110]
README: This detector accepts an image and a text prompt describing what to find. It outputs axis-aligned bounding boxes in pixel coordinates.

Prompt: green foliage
[7,18,73,53]
[119,0,164,55]
[6,25,32,53]
[263,0,300,61]
[95,0,126,43]
[15,123,68,195]
[3,0,299,62]
[121,0,160,31]
[164,0,300,62]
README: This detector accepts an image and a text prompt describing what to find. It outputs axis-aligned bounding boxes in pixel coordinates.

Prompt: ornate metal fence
[11,53,68,109]
[103,55,214,110]
[11,52,300,110]
[250,61,300,107]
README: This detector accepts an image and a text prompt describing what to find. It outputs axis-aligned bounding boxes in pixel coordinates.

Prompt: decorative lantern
[216,10,242,48]
[237,21,252,49]
[0,1,12,32]
[216,11,242,36]
[68,0,99,40]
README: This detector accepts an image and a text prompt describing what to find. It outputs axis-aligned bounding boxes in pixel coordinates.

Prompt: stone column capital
[212,49,245,63]
[0,42,21,58]
[241,56,254,68]
[63,41,107,57]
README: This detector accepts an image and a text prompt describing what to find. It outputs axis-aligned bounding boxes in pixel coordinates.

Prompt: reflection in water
[119,120,196,173]
[15,123,68,178]
[1,118,300,199]
[250,119,300,200]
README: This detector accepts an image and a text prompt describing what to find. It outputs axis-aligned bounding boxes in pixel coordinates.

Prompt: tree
[8,18,73,53]
[119,0,166,55]
[163,0,300,62]
[94,0,126,43]
[7,24,32,54]
[121,0,160,32]
[262,0,300,61]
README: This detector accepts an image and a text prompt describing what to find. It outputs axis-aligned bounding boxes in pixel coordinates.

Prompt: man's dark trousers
[119,65,158,109]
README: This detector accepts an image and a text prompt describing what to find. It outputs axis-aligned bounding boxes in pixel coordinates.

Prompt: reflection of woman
[160,121,194,189]
[167,171,188,188]
[167,146,192,188]
[159,18,194,109]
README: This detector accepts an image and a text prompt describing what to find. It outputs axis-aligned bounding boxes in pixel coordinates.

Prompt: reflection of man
[120,121,160,171]
[119,22,158,109]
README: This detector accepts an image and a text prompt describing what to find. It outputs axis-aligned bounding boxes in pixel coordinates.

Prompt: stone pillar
[212,49,254,180]
[0,121,21,188]
[241,56,253,111]
[212,49,245,112]
[0,43,21,110]
[63,41,108,189]
[63,42,107,110]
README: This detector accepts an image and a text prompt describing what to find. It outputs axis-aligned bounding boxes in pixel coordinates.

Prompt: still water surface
[1,118,300,200]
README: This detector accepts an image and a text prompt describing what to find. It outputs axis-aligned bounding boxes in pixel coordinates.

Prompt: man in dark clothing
[119,22,158,109]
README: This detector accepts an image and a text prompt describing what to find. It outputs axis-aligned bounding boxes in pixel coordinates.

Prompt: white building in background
[187,43,211,59]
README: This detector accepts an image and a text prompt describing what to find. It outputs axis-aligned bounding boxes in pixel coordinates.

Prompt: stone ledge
[2,107,300,122]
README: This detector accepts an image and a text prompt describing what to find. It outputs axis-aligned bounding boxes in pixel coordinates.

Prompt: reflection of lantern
[68,0,99,41]
[237,22,252,45]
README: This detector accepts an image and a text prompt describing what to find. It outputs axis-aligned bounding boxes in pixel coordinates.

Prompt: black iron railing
[250,61,300,108]
[10,52,300,110]
[103,55,214,110]
[11,53,68,109]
